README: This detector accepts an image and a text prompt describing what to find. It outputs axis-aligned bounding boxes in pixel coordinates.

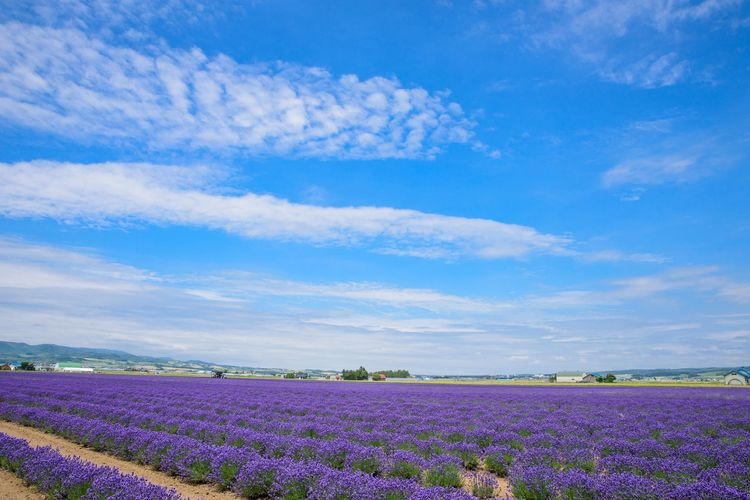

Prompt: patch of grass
[390,459,423,480]
[424,464,463,489]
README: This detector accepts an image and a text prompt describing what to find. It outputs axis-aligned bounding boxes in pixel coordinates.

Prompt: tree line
[341,367,411,380]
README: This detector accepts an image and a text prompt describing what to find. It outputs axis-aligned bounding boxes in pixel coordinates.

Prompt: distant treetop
[374,369,411,378]
[341,366,368,381]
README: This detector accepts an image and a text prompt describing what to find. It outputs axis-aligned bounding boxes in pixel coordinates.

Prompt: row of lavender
[2,374,750,499]
[0,399,479,499]
[0,432,179,499]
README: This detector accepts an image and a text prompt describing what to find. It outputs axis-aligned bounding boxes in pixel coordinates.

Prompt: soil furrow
[0,468,45,500]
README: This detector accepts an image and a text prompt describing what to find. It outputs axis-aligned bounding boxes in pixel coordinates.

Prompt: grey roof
[556,371,587,376]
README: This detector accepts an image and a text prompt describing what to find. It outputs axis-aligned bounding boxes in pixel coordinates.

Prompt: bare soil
[461,462,512,498]
[0,469,45,500]
[0,419,238,500]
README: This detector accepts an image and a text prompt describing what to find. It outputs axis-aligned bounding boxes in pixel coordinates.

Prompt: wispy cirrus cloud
[527,0,744,88]
[525,266,750,309]
[602,153,702,187]
[0,22,474,159]
[600,133,741,188]
[193,273,506,313]
[0,161,567,260]
[599,52,689,89]
[582,250,668,264]
[0,0,209,39]
[0,236,156,291]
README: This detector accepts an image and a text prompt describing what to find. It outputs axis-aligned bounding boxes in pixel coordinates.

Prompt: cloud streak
[601,135,739,188]
[195,273,506,313]
[0,22,474,159]
[0,161,567,259]
[602,154,700,187]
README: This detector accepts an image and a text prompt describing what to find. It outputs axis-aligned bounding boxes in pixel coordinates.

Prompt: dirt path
[0,420,238,500]
[0,469,45,500]
[461,469,512,499]
[495,477,512,498]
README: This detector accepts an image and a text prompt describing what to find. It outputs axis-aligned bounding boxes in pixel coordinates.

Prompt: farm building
[724,368,750,385]
[55,362,94,373]
[556,371,595,383]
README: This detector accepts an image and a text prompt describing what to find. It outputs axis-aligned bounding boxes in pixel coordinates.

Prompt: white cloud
[549,336,587,343]
[529,0,742,87]
[0,236,155,291]
[508,355,530,361]
[611,266,750,304]
[304,316,486,334]
[0,0,208,38]
[0,237,526,370]
[0,261,137,291]
[601,131,743,190]
[719,282,750,303]
[0,22,474,159]
[525,266,750,310]
[582,250,668,264]
[1,236,749,372]
[598,267,719,300]
[200,273,507,313]
[0,161,568,259]
[600,52,690,89]
[706,330,750,341]
[602,154,699,187]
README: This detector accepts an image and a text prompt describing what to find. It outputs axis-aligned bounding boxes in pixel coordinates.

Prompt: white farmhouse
[556,371,595,383]
[55,362,94,373]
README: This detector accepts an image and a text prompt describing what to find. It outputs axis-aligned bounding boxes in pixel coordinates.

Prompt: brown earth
[0,469,45,500]
[461,469,512,499]
[495,477,512,498]
[0,419,238,500]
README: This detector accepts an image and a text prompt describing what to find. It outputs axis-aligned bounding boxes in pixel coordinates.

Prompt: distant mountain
[0,341,171,364]
[0,341,294,376]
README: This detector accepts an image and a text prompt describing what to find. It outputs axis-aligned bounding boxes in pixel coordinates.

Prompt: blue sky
[0,0,748,373]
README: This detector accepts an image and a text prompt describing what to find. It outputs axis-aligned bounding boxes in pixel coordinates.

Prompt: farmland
[1,374,749,499]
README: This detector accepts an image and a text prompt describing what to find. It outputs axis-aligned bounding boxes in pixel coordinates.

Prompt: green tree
[375,369,411,378]
[342,366,368,380]
[19,361,36,371]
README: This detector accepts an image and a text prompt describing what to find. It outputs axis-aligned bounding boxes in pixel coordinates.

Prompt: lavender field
[1,374,749,499]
